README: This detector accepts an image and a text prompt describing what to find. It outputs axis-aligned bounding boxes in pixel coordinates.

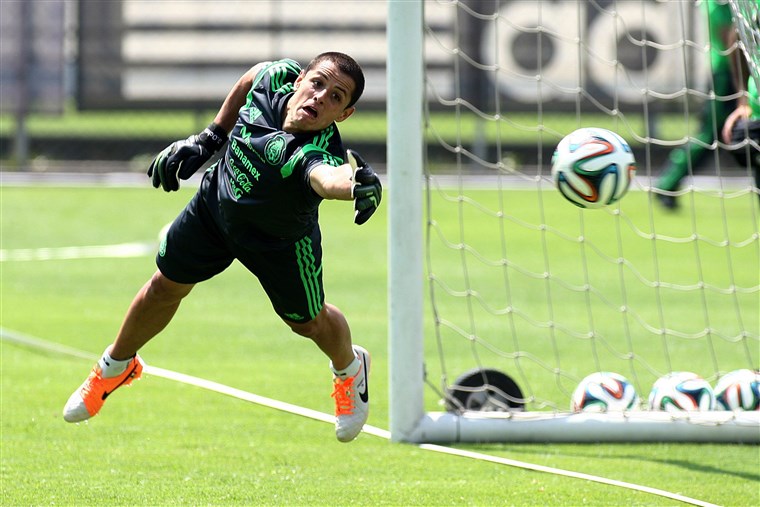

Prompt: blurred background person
[655,0,737,210]
[721,0,760,202]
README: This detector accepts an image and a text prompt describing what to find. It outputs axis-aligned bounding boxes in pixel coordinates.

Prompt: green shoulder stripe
[247,59,302,107]
[313,125,335,151]
[280,142,341,179]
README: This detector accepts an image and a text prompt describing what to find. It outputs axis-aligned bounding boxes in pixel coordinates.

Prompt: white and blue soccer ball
[571,372,640,413]
[648,372,715,412]
[714,369,760,411]
[551,127,636,209]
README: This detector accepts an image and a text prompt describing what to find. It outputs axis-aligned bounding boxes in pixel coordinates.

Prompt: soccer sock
[331,354,361,380]
[98,348,134,378]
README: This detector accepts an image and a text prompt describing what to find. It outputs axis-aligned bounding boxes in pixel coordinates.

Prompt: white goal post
[387,0,426,442]
[387,0,760,444]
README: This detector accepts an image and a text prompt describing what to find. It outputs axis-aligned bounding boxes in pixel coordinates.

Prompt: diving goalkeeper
[62,52,381,443]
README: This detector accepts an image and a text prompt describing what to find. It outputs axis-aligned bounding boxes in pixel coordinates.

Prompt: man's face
[284,60,356,133]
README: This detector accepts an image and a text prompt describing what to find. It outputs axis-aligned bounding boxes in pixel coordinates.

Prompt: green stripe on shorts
[295,237,323,320]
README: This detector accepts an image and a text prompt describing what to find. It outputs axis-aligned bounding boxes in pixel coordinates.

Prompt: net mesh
[422,0,759,414]
[729,0,760,90]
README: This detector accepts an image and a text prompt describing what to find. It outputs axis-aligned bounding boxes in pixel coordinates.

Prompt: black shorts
[157,186,325,324]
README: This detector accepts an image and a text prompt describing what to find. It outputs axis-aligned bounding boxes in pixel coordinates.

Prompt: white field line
[0,242,156,261]
[1,327,718,507]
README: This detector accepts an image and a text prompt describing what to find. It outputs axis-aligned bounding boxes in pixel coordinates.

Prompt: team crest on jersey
[265,135,287,166]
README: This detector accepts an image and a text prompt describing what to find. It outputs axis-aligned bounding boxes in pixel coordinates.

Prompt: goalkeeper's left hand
[347,149,382,225]
[147,123,228,192]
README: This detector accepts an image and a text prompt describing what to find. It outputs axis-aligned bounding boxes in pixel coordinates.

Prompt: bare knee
[287,316,320,339]
[283,304,353,367]
[285,304,339,339]
[145,271,194,303]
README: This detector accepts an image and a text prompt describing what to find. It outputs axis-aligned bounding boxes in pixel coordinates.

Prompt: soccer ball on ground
[570,372,639,413]
[648,372,715,412]
[551,127,636,209]
[714,369,760,411]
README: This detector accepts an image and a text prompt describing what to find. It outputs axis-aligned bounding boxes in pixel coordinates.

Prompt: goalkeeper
[721,0,760,202]
[62,52,381,443]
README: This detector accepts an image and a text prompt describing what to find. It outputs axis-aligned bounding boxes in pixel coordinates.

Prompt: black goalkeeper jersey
[213,59,346,246]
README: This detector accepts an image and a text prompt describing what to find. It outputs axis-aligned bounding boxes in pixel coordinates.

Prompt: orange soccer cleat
[63,355,144,423]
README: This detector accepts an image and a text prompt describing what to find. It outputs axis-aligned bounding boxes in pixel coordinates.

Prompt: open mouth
[302,105,318,118]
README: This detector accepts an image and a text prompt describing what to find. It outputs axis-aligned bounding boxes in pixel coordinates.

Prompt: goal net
[729,0,760,87]
[387,0,759,443]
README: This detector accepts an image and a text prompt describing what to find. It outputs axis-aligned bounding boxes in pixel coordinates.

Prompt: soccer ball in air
[648,372,715,412]
[551,127,636,209]
[714,369,760,411]
[570,372,639,413]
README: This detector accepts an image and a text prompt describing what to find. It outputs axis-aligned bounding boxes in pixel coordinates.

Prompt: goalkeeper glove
[347,149,382,225]
[729,118,760,169]
[148,123,228,192]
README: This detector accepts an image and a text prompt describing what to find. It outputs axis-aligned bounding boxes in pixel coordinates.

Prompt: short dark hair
[305,52,365,108]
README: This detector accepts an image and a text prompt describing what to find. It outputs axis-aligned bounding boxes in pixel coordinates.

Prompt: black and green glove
[729,117,760,169]
[347,149,382,225]
[147,123,228,192]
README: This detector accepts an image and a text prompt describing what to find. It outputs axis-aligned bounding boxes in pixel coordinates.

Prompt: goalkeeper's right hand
[347,149,382,225]
[148,123,228,192]
[728,117,760,169]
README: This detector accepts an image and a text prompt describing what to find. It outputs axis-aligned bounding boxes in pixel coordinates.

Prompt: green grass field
[0,108,699,146]
[2,184,759,506]
[422,185,759,408]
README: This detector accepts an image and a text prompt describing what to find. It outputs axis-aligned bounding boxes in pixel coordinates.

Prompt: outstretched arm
[212,62,268,132]
[309,163,354,200]
[309,150,382,225]
[147,62,268,192]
